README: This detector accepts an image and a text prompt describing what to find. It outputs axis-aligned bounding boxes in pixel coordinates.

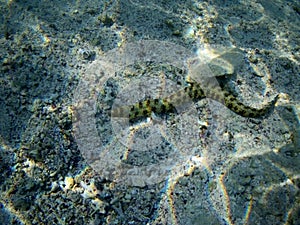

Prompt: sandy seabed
[0,0,299,224]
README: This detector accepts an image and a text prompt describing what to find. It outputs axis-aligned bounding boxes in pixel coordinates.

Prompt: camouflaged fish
[111,77,278,123]
[111,48,278,123]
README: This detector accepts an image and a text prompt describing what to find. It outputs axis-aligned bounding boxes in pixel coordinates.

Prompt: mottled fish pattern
[111,79,278,123]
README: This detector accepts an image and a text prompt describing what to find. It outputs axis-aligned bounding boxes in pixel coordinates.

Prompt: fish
[111,77,278,123]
